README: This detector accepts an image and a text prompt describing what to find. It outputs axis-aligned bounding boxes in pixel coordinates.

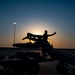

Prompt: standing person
[43,30,56,41]
[42,30,56,57]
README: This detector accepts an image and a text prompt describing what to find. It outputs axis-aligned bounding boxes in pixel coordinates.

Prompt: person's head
[44,30,48,34]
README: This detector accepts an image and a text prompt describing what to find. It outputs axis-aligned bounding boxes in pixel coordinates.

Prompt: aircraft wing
[42,41,75,66]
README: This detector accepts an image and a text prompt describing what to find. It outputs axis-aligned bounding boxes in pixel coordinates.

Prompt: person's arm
[48,32,56,36]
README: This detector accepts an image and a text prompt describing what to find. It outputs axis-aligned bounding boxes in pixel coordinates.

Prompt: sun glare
[33,32,42,35]
[19,21,57,40]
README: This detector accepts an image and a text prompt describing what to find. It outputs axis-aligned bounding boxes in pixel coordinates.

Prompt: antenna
[13,22,16,44]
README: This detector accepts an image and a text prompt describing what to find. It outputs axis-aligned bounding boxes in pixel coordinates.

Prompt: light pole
[13,22,16,44]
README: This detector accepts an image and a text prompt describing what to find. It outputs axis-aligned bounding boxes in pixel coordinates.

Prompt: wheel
[56,64,68,74]
[26,62,40,75]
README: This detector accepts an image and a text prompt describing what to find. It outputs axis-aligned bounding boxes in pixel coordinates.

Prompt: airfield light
[13,22,16,44]
[14,22,16,25]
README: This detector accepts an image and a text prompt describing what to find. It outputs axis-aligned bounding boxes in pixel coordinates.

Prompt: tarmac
[0,48,75,75]
[39,61,59,75]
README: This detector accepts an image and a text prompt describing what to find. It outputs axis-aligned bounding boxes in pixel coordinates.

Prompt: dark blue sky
[0,0,75,48]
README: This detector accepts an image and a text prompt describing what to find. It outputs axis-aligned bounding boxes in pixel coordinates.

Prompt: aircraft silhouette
[22,32,75,75]
[0,31,75,75]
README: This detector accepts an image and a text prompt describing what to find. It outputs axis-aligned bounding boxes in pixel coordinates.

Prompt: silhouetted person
[43,30,56,41]
[42,30,56,57]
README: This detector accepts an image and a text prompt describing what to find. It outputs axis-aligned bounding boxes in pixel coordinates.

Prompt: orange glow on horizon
[13,21,59,47]
[1,21,75,48]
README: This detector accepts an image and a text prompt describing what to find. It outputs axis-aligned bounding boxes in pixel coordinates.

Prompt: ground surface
[0,48,75,75]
